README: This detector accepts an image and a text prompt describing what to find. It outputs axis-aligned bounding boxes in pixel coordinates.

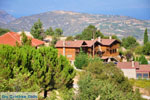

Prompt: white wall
[121,69,136,79]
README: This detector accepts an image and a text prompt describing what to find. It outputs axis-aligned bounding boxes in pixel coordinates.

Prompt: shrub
[74,50,89,69]
[77,73,144,100]
[139,55,148,64]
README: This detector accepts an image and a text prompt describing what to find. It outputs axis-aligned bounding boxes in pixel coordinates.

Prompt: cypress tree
[144,28,148,44]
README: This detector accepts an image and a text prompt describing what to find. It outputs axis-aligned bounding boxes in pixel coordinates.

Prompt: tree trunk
[44,89,47,98]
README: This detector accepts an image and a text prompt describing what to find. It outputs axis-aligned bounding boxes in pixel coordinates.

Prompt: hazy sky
[0,0,150,20]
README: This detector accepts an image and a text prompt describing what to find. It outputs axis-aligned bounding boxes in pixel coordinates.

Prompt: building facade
[117,61,150,79]
[55,37,121,64]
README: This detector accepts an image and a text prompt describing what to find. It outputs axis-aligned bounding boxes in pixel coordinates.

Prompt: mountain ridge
[0,10,150,41]
[0,10,16,24]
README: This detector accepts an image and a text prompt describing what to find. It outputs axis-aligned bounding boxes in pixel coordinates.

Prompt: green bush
[85,61,133,92]
[77,73,144,100]
[134,46,143,55]
[74,50,89,69]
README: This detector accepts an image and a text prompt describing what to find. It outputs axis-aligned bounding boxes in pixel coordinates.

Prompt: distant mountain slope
[0,10,150,41]
[0,10,16,24]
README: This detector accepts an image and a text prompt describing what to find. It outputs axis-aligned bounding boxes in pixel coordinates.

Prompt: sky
[0,0,150,20]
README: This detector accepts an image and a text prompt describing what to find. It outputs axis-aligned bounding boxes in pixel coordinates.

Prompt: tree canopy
[21,31,31,46]
[0,45,76,98]
[143,42,150,55]
[0,28,10,36]
[31,19,44,40]
[45,27,54,36]
[74,49,89,69]
[76,60,143,100]
[75,25,104,40]
[54,28,63,36]
[122,36,139,49]
[139,55,148,64]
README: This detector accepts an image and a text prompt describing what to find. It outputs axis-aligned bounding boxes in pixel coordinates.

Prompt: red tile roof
[101,39,116,46]
[117,62,150,72]
[84,40,97,47]
[55,40,99,48]
[55,40,84,48]
[117,62,140,69]
[137,65,150,72]
[0,32,44,47]
[55,38,118,48]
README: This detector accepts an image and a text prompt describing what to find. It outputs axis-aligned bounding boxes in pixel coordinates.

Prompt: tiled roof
[101,39,116,46]
[0,32,44,47]
[55,40,84,48]
[84,40,97,47]
[137,65,150,72]
[55,40,98,48]
[117,62,150,72]
[117,62,140,69]
[55,38,117,48]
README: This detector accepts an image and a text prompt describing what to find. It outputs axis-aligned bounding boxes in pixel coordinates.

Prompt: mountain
[0,10,150,41]
[0,10,16,24]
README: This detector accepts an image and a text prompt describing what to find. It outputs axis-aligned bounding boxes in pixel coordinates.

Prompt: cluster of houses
[0,32,150,79]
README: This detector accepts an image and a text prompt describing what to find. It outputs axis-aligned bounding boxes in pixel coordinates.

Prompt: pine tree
[32,47,75,98]
[144,28,148,44]
[0,45,75,97]
[31,19,44,40]
[45,27,54,36]
[54,28,63,36]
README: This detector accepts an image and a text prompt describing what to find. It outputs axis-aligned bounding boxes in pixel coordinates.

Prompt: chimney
[20,36,22,41]
[63,41,65,56]
[98,37,101,42]
[132,61,135,67]
[109,36,112,39]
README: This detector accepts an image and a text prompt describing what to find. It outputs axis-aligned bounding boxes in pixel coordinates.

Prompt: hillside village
[0,17,150,99]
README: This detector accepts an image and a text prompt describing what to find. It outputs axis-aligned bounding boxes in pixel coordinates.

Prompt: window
[136,73,142,78]
[113,49,116,53]
[143,73,148,78]
[114,49,116,53]
[113,49,115,53]
[110,50,112,54]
